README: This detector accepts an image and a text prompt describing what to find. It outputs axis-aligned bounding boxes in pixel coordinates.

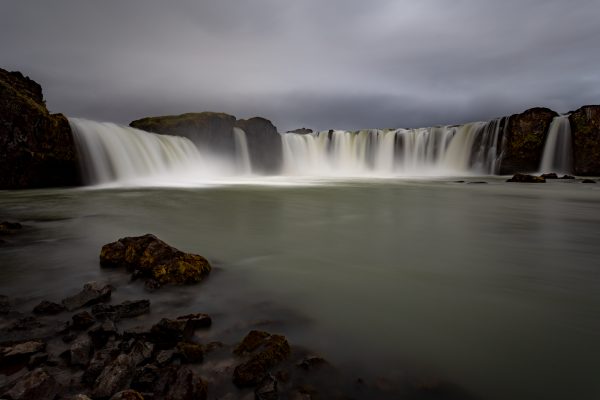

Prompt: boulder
[582,179,596,184]
[165,366,207,400]
[498,107,558,174]
[99,234,211,286]
[62,282,112,311]
[506,173,546,183]
[0,340,46,370]
[91,300,150,321]
[32,301,65,315]
[92,354,135,399]
[71,311,96,330]
[233,330,291,387]
[0,68,80,189]
[69,336,93,367]
[570,105,600,175]
[177,342,204,364]
[540,173,558,179]
[88,320,118,349]
[109,390,144,400]
[2,368,59,400]
[0,222,22,235]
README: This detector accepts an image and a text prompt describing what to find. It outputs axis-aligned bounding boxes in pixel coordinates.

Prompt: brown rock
[92,354,135,399]
[109,390,145,400]
[569,105,600,175]
[72,311,96,330]
[233,331,291,387]
[506,173,546,183]
[62,282,112,311]
[32,301,65,315]
[3,368,59,400]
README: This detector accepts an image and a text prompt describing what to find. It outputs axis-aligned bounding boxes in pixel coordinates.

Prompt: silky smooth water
[1,179,599,399]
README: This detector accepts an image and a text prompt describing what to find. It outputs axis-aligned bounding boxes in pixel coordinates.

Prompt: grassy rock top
[100,234,211,287]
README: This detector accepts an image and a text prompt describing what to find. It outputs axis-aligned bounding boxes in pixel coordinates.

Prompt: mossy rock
[569,105,600,175]
[100,234,211,286]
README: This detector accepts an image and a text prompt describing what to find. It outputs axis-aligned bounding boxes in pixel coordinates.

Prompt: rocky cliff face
[0,68,80,189]
[130,112,282,173]
[569,105,600,176]
[498,107,558,174]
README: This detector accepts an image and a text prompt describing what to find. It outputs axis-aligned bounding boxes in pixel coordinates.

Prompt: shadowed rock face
[0,68,80,189]
[498,107,558,174]
[130,112,282,173]
[570,105,600,176]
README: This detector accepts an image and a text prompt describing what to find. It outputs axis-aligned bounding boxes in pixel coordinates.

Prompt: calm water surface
[1,178,599,399]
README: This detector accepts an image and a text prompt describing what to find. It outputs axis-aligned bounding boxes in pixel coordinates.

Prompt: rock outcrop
[0,68,80,189]
[569,105,600,176]
[130,112,283,173]
[498,107,558,174]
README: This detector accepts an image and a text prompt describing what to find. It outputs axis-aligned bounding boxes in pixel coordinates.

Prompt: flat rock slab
[62,282,112,311]
[92,300,150,321]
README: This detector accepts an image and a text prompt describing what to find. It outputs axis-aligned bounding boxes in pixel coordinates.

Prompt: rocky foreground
[0,234,478,400]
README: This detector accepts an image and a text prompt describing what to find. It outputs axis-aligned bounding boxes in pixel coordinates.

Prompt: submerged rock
[0,222,22,234]
[233,330,291,387]
[32,301,65,315]
[561,174,576,179]
[0,68,80,189]
[582,179,596,183]
[62,282,112,311]
[100,234,211,286]
[540,172,559,179]
[506,173,546,183]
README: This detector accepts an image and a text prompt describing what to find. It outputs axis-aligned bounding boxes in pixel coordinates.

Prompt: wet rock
[72,312,96,330]
[128,340,154,367]
[506,173,546,183]
[0,68,81,189]
[234,117,283,173]
[71,395,93,400]
[27,352,48,369]
[560,174,576,179]
[99,234,211,286]
[91,300,150,321]
[540,173,559,179]
[109,390,145,400]
[155,349,176,366]
[148,316,208,348]
[177,342,204,364]
[176,313,212,329]
[286,128,313,135]
[144,279,161,291]
[92,354,134,399]
[296,356,328,371]
[255,374,278,400]
[32,301,65,316]
[70,336,93,367]
[82,346,118,386]
[62,282,112,311]
[130,364,164,394]
[0,295,10,314]
[0,317,64,343]
[0,341,46,372]
[3,368,59,400]
[570,105,600,175]
[582,179,596,183]
[88,320,118,349]
[233,331,291,387]
[165,366,208,400]
[466,181,487,184]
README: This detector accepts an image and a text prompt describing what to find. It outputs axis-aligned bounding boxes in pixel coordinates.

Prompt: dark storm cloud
[1,0,599,131]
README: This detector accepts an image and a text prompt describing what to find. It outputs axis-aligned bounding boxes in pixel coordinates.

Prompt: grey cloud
[1,0,598,132]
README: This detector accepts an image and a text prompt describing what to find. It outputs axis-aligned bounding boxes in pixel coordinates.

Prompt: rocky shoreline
[0,233,478,400]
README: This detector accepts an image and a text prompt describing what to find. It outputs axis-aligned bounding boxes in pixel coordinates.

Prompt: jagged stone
[3,368,59,400]
[62,282,112,311]
[233,331,291,387]
[92,354,134,399]
[72,311,96,330]
[70,336,93,367]
[91,300,150,321]
[32,301,65,315]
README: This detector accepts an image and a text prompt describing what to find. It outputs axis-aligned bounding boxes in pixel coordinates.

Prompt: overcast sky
[1,0,599,131]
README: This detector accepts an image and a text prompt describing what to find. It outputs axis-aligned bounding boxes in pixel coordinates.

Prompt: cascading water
[69,118,238,185]
[233,127,252,174]
[539,116,573,174]
[281,120,506,176]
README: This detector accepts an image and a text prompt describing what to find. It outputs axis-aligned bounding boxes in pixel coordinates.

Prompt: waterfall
[281,121,505,176]
[69,118,236,185]
[233,127,252,174]
[539,116,573,174]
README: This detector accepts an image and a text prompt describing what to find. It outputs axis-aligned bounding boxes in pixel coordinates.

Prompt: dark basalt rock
[561,174,575,179]
[0,222,22,235]
[72,311,96,331]
[498,107,558,174]
[570,105,600,175]
[234,117,283,173]
[100,234,211,287]
[62,282,112,311]
[69,336,93,367]
[582,179,596,183]
[88,320,118,349]
[506,173,546,183]
[91,300,150,321]
[0,340,46,372]
[109,390,145,400]
[165,366,208,400]
[233,330,291,387]
[92,354,135,399]
[2,367,59,400]
[286,128,313,135]
[255,374,278,400]
[177,342,204,364]
[0,68,80,189]
[148,314,209,349]
[32,301,65,316]
[540,172,559,179]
